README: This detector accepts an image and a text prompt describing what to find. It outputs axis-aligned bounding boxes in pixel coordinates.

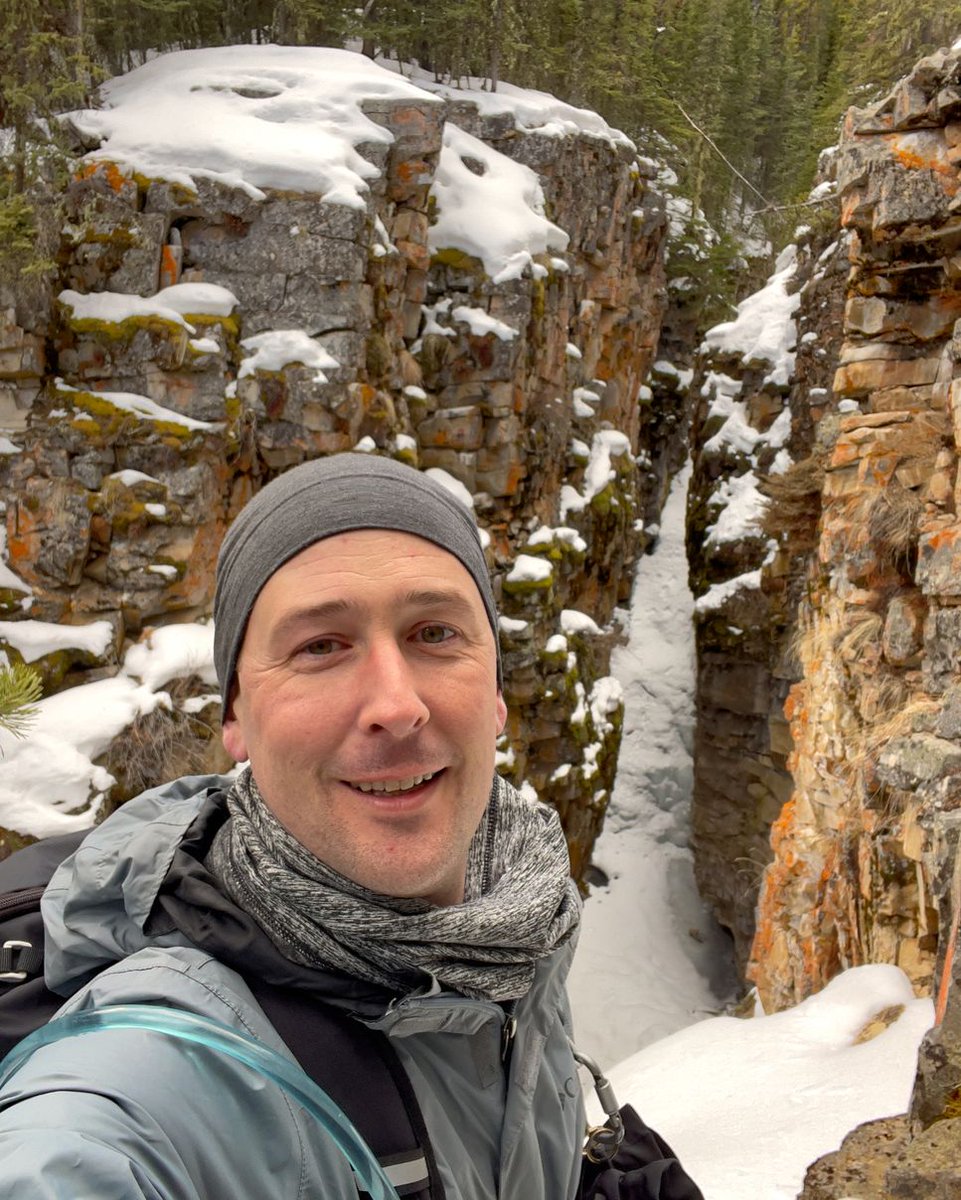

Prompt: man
[0,453,585,1199]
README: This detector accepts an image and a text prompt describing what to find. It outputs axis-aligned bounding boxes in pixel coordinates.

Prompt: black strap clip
[0,938,42,984]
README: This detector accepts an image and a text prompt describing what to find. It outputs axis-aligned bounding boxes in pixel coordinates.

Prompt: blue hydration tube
[0,1003,399,1200]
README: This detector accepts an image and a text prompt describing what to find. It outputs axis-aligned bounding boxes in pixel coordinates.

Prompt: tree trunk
[490,0,502,91]
[13,124,26,195]
[362,0,377,58]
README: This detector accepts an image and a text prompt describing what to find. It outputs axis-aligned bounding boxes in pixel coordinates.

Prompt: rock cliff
[748,44,961,1013]
[688,45,961,1014]
[0,48,674,877]
[686,39,961,1198]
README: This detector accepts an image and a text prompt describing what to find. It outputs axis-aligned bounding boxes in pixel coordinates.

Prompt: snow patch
[702,244,799,389]
[704,471,768,547]
[560,430,632,520]
[72,45,438,204]
[238,330,338,380]
[561,609,601,636]
[451,306,517,341]
[0,619,113,664]
[389,61,632,149]
[429,122,569,283]
[122,623,217,692]
[505,555,553,584]
[694,569,763,613]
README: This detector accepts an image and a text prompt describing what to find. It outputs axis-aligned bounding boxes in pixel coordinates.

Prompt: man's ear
[495,690,508,735]
[221,689,249,763]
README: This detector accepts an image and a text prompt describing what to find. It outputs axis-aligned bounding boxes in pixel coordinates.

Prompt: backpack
[0,830,442,1200]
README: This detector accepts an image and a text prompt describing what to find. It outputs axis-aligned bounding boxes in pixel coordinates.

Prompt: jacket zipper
[501,1000,517,1065]
[480,783,499,896]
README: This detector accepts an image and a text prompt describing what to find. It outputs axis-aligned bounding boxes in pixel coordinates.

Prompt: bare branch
[748,194,838,218]
[670,98,770,206]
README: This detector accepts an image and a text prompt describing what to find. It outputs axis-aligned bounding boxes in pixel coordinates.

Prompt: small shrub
[759,452,825,554]
[99,676,231,818]
[867,484,924,575]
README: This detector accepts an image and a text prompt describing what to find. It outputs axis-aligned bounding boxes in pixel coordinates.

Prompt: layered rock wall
[746,46,961,1012]
[689,46,961,1010]
[0,74,671,874]
[687,224,849,971]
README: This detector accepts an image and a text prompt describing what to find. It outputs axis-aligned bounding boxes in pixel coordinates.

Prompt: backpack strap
[0,831,93,1058]
[245,975,444,1200]
[0,828,92,990]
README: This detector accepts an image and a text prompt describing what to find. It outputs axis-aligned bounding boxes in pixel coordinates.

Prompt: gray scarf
[207,768,581,1002]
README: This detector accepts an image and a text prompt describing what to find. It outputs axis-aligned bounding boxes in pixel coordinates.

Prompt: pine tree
[0,663,42,742]
[817,0,960,143]
[1,0,95,191]
[0,0,98,279]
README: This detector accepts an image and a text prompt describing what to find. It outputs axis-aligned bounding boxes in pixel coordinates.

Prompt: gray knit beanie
[214,454,500,710]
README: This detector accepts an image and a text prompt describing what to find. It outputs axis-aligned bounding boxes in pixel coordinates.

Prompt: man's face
[222,529,507,906]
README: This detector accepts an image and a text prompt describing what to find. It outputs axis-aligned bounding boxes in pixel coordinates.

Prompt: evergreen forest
[3,0,961,276]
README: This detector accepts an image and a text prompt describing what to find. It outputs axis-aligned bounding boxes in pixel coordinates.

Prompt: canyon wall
[690,45,961,1027]
[0,63,675,876]
[751,44,961,1012]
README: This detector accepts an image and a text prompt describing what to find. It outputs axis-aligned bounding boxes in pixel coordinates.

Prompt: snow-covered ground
[567,465,737,1069]
[569,467,934,1200]
[601,964,932,1200]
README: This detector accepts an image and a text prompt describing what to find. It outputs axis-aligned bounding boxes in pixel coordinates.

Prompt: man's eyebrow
[267,599,352,641]
[401,588,477,611]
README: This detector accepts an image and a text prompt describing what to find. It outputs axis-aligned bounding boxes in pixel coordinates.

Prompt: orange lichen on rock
[75,161,130,193]
[840,190,864,228]
[889,134,959,191]
[750,811,851,1009]
[6,503,39,578]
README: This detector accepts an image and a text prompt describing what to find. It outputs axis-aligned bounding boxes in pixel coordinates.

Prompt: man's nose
[358,641,430,736]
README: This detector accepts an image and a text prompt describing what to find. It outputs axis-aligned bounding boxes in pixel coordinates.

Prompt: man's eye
[417,624,454,645]
[304,638,340,656]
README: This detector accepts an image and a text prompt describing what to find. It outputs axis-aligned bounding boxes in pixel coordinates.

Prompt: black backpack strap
[0,831,95,1057]
[245,976,444,1200]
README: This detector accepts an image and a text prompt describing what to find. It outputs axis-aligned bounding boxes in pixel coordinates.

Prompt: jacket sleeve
[0,1093,190,1200]
[0,1022,365,1200]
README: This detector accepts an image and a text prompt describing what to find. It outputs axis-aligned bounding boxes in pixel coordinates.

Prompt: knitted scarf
[206,768,581,1002]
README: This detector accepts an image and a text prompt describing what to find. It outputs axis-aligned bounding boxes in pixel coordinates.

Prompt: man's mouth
[346,769,442,795]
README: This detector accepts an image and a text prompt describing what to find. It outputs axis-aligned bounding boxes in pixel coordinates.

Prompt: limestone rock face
[741,47,961,1014]
[798,1115,911,1200]
[0,82,671,875]
[719,44,961,1200]
[690,44,961,1044]
[688,221,848,973]
[799,1112,961,1200]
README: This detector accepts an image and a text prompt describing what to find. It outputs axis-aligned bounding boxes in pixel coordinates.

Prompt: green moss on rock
[430,246,485,275]
[62,312,188,346]
[0,589,29,616]
[503,572,553,596]
[63,387,204,442]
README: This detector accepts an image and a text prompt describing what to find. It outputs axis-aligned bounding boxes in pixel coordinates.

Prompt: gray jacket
[0,776,585,1199]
